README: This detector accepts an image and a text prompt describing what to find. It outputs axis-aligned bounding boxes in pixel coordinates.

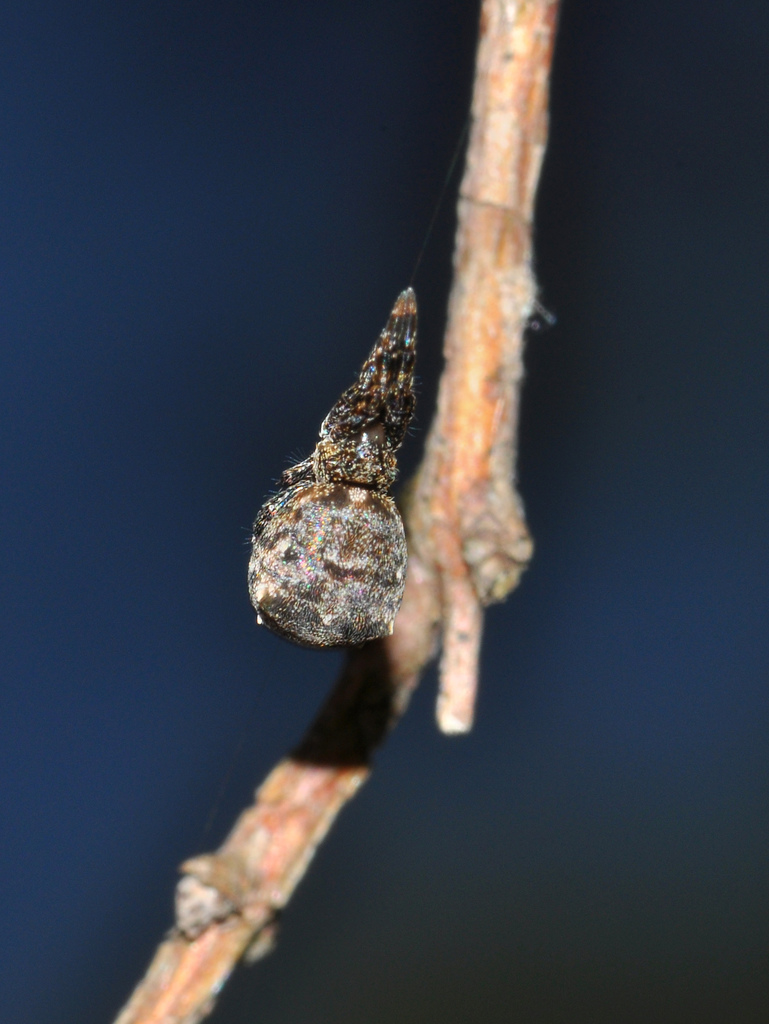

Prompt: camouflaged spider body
[248,289,417,647]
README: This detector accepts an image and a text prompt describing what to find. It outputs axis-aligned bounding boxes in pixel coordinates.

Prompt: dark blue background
[2,2,768,1021]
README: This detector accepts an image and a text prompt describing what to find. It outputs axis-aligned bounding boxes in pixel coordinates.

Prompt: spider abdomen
[248,481,407,647]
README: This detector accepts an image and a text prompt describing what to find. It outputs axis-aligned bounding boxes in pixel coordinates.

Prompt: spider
[248,289,417,647]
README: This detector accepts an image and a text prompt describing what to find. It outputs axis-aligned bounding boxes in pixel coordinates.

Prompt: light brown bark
[114,3,559,1021]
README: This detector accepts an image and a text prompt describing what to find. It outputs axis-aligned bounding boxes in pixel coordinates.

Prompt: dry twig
[114,2,559,1021]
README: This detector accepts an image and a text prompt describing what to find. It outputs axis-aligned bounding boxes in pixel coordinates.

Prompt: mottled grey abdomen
[248,482,407,647]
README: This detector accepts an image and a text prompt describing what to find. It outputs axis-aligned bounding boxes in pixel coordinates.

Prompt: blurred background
[2,1,768,1021]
